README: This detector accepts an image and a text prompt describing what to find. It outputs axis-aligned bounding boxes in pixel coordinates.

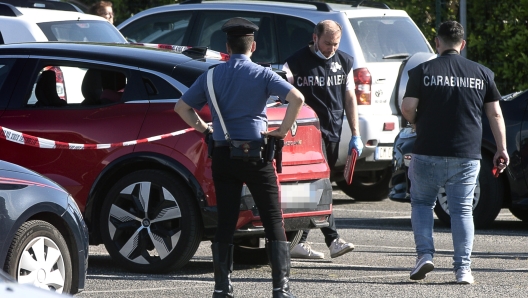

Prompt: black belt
[214,140,230,147]
[214,140,265,147]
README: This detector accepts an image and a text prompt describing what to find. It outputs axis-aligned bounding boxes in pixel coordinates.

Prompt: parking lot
[76,189,528,298]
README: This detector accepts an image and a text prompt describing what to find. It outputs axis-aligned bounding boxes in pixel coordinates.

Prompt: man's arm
[174,100,210,134]
[484,101,509,171]
[401,97,419,124]
[264,88,304,139]
[344,90,360,136]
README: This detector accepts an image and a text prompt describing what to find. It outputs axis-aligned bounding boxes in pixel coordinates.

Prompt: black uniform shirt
[404,51,501,159]
[284,46,354,142]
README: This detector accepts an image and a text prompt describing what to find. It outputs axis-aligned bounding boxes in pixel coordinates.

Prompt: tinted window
[141,72,182,100]
[350,17,431,62]
[28,65,129,106]
[276,15,314,63]
[0,59,14,91]
[190,11,277,64]
[119,11,192,45]
[37,20,126,43]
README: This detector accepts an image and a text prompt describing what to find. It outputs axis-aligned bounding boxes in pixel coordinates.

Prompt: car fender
[0,200,67,269]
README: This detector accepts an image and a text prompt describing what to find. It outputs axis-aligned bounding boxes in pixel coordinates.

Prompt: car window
[190,11,277,64]
[119,11,193,44]
[350,17,431,62]
[27,65,129,106]
[0,59,15,92]
[275,15,314,63]
[141,72,182,100]
[37,20,126,43]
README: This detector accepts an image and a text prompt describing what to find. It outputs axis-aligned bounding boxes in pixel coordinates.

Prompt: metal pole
[460,0,467,57]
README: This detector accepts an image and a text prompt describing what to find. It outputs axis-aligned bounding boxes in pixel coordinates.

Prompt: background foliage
[78,0,527,93]
[385,0,528,93]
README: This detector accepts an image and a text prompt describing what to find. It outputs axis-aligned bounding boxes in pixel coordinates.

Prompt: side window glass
[27,65,128,106]
[141,72,182,100]
[119,11,192,45]
[0,59,15,91]
[191,11,277,64]
[276,16,314,64]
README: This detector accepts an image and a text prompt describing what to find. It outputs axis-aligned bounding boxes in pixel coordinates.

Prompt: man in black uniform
[401,20,508,284]
[174,17,304,298]
[283,20,363,259]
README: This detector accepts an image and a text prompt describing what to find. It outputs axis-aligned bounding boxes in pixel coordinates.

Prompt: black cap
[221,17,259,36]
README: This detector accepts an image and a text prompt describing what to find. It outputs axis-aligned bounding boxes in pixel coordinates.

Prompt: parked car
[0,160,88,294]
[0,0,83,12]
[117,0,436,201]
[0,3,126,44]
[0,42,332,272]
[389,90,528,228]
[0,270,71,297]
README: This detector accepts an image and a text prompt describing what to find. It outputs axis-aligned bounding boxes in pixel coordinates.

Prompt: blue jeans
[409,154,480,270]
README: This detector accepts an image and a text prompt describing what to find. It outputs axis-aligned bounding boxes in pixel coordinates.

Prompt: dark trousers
[299,137,339,247]
[212,146,287,244]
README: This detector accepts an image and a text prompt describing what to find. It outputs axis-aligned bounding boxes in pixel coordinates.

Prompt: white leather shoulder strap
[206,68,230,141]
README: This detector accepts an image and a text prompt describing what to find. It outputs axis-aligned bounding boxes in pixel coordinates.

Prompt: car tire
[100,169,203,273]
[3,220,72,294]
[233,230,303,265]
[434,156,503,229]
[508,208,528,222]
[336,167,391,201]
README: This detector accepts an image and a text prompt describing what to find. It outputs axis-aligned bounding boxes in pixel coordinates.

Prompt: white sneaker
[290,243,324,259]
[328,238,354,258]
[410,254,434,280]
[455,268,474,284]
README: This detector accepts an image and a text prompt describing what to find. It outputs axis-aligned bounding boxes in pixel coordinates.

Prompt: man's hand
[349,135,363,156]
[262,128,287,139]
[494,150,509,174]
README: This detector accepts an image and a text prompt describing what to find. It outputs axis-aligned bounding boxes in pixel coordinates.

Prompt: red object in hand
[344,148,358,185]
[493,158,506,178]
[492,166,500,178]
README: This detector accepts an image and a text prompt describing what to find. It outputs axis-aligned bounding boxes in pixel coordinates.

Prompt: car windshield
[37,20,126,43]
[350,17,431,62]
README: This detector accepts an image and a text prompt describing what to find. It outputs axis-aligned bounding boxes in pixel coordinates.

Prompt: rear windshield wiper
[383,53,410,60]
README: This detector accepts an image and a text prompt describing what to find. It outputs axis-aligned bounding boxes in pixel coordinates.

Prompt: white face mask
[314,39,335,60]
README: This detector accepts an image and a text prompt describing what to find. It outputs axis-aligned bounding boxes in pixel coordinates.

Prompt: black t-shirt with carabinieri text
[284,46,354,142]
[404,51,501,159]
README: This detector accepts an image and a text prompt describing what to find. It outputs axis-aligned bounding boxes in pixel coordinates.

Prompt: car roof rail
[0,3,23,16]
[181,0,332,12]
[348,1,390,9]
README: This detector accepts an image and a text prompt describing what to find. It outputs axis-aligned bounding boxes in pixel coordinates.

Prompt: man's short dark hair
[437,21,464,46]
[227,35,254,54]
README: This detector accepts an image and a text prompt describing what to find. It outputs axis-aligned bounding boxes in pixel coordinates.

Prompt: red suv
[0,42,332,273]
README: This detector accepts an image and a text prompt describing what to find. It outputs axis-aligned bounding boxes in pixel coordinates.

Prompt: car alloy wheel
[4,220,72,293]
[100,170,202,273]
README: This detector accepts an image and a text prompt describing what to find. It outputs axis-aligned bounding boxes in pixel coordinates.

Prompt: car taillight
[354,67,371,105]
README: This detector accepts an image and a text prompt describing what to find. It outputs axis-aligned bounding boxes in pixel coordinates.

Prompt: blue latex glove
[349,135,363,156]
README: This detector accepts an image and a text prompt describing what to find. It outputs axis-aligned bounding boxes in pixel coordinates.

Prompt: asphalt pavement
[76,188,528,298]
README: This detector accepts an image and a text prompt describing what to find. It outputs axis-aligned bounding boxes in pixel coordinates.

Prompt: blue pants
[409,154,480,270]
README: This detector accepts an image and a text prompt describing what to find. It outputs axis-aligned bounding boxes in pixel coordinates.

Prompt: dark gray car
[0,160,88,294]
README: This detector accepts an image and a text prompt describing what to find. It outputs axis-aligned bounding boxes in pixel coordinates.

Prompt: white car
[0,3,126,44]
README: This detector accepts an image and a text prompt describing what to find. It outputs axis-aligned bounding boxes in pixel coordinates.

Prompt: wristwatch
[202,125,212,135]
